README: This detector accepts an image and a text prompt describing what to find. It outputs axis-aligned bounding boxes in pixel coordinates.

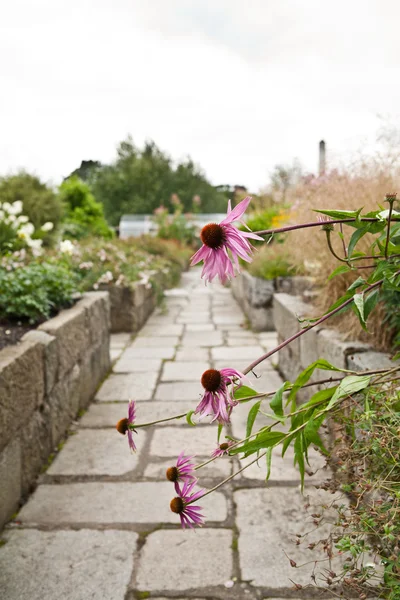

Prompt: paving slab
[47,429,142,476]
[110,348,122,362]
[161,361,210,381]
[113,357,162,373]
[235,487,344,588]
[18,482,227,525]
[80,401,192,428]
[150,425,219,457]
[96,372,158,401]
[180,332,224,347]
[226,336,259,346]
[155,381,202,401]
[130,336,179,347]
[119,346,176,359]
[137,324,184,337]
[212,345,265,361]
[135,529,233,591]
[177,314,211,324]
[110,332,132,349]
[0,529,137,600]
[213,314,246,325]
[175,347,210,361]
[185,324,215,332]
[237,445,329,483]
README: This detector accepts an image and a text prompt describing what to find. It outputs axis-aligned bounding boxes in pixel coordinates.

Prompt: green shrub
[0,173,63,240]
[0,263,77,323]
[59,177,114,239]
[247,245,297,280]
[243,207,283,238]
[153,207,197,246]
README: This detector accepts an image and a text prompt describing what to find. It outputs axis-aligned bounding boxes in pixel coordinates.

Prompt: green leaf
[217,423,223,443]
[314,208,362,220]
[186,410,197,426]
[294,434,305,491]
[246,400,261,438]
[348,226,368,258]
[325,375,371,411]
[364,288,380,321]
[270,382,290,417]
[304,414,329,455]
[347,276,366,292]
[265,446,273,481]
[230,431,285,457]
[327,265,352,281]
[301,386,338,411]
[233,385,258,401]
[287,359,345,407]
[353,293,367,330]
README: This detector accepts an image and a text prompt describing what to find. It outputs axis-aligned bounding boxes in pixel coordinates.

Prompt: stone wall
[0,292,110,530]
[230,271,314,331]
[273,292,397,389]
[101,269,176,333]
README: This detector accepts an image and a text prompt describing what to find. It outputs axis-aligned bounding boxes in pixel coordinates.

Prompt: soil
[0,322,37,351]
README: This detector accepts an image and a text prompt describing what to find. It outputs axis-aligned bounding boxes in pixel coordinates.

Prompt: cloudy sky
[0,0,399,191]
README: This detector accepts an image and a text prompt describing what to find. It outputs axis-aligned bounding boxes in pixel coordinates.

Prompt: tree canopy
[68,136,229,225]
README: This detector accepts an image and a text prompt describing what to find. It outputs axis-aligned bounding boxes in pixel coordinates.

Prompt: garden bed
[0,291,110,530]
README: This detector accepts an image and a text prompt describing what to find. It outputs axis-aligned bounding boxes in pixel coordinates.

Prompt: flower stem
[242,273,399,377]
[254,216,400,236]
[132,412,187,429]
[384,200,394,259]
[325,230,348,263]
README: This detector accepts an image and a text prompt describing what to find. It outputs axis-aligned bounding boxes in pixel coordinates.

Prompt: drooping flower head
[116,400,137,452]
[190,196,263,284]
[170,480,205,529]
[211,440,235,459]
[196,368,244,424]
[166,452,197,493]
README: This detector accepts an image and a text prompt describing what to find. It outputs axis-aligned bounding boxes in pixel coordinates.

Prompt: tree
[0,172,63,230]
[90,136,228,225]
[270,159,303,203]
[66,160,102,182]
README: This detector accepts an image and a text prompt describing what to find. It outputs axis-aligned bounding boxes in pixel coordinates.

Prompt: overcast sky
[0,0,399,191]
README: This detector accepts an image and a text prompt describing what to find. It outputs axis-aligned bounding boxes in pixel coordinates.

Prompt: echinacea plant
[190,196,263,283]
[115,194,400,598]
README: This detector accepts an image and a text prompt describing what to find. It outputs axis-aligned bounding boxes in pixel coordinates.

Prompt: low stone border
[0,292,111,530]
[231,271,314,331]
[273,292,397,386]
[101,268,180,333]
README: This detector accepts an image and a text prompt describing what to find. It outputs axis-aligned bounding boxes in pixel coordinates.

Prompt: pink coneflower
[170,480,205,529]
[116,400,137,452]
[166,452,197,493]
[211,440,235,458]
[196,368,244,424]
[190,196,263,283]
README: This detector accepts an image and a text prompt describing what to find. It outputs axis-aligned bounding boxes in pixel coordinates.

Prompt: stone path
[0,269,333,600]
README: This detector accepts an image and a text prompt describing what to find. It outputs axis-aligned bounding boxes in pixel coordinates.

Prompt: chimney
[319,140,326,176]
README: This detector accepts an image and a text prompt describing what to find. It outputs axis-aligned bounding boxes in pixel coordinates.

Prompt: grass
[280,141,400,350]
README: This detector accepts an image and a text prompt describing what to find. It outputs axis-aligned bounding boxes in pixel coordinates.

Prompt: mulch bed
[0,322,37,351]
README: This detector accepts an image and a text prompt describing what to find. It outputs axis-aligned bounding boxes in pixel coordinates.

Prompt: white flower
[18,223,35,238]
[59,239,75,255]
[9,200,23,215]
[27,238,43,249]
[2,202,12,213]
[41,221,54,232]
[15,215,29,224]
